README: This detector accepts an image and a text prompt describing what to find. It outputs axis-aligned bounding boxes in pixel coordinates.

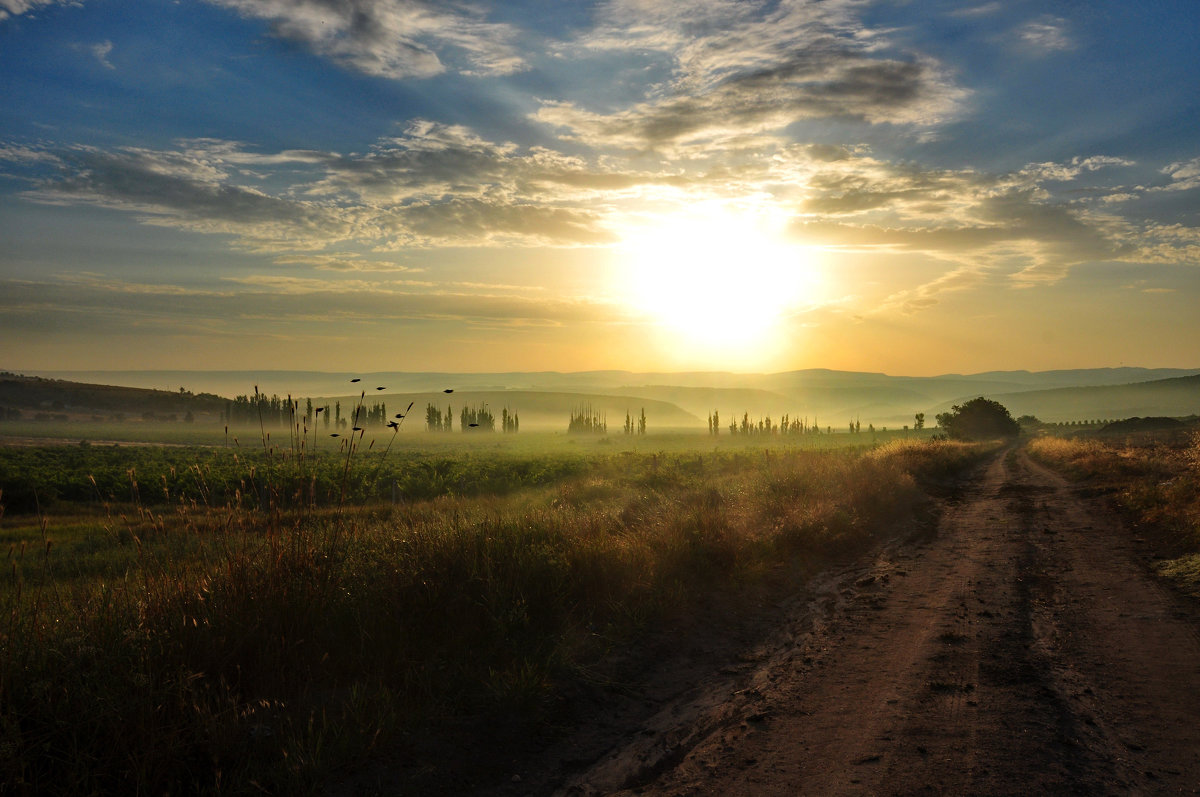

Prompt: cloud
[1134,223,1200,264]
[947,3,1002,18]
[798,189,1126,261]
[536,52,962,152]
[1159,157,1200,192]
[398,198,617,246]
[18,144,358,252]
[1013,16,1074,55]
[3,121,1196,318]
[873,263,1001,314]
[1017,156,1134,184]
[537,0,967,152]
[789,153,1154,311]
[271,254,419,272]
[206,0,525,79]
[309,121,687,206]
[0,275,625,341]
[4,132,627,251]
[0,0,70,20]
[90,39,114,69]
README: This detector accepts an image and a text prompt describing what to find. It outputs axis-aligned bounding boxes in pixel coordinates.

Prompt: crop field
[0,426,985,795]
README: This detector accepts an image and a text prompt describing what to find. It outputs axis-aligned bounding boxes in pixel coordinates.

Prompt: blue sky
[2,0,1197,374]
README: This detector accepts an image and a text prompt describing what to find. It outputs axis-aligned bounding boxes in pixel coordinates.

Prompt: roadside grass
[1028,431,1200,596]
[1,437,988,794]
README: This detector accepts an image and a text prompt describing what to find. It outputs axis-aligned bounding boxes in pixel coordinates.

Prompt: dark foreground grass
[0,439,988,794]
[1029,431,1200,597]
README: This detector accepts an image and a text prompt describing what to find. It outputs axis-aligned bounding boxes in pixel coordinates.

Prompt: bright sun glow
[617,208,821,362]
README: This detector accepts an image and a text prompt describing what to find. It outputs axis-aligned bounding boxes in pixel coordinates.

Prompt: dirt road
[539,446,1200,796]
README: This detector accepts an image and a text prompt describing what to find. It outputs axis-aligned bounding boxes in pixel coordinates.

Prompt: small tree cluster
[225,393,301,426]
[459,404,496,432]
[569,403,607,434]
[501,407,520,433]
[351,401,390,428]
[707,409,720,435]
[426,404,453,432]
[624,408,646,435]
[727,412,824,436]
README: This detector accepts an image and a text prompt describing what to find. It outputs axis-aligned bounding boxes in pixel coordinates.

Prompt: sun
[616,208,820,362]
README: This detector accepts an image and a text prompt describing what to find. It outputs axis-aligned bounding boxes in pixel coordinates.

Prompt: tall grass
[1029,431,1200,595]
[0,439,988,794]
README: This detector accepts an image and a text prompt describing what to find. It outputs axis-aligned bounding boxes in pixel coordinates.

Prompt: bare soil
[491,446,1200,796]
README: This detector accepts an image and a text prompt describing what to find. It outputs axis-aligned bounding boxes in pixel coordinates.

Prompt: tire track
[540,446,1200,796]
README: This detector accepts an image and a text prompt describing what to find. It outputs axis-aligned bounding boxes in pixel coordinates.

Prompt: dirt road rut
[553,447,1200,796]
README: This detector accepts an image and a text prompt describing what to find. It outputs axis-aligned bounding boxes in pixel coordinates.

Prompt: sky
[1,0,1198,376]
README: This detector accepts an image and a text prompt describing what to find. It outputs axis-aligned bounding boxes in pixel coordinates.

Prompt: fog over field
[14,366,1200,429]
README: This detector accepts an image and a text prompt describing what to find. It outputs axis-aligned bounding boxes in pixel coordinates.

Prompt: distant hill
[930,374,1200,423]
[0,373,226,421]
[13,367,1200,429]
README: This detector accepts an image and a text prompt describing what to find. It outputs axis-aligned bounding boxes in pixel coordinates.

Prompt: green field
[0,430,987,794]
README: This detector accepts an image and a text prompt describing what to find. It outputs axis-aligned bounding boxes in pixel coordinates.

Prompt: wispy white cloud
[90,39,114,69]
[271,253,420,272]
[0,0,71,21]
[1013,16,1074,55]
[1016,156,1134,184]
[68,39,116,69]
[1158,157,1200,192]
[206,0,525,79]
[947,3,1002,18]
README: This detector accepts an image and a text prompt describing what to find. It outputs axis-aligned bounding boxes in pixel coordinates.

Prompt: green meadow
[0,423,985,795]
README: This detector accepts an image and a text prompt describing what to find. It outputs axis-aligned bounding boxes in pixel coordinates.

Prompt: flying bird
[376,387,386,391]
[468,423,479,428]
[443,389,454,394]
[394,413,405,419]
[352,426,364,432]
[315,407,324,414]
[330,433,340,438]
[350,378,361,383]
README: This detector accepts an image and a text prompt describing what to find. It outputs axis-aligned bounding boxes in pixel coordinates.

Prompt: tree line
[425,403,519,432]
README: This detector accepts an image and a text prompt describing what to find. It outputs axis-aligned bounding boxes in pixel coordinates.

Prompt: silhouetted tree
[569,403,606,434]
[935,397,1019,440]
[460,404,495,431]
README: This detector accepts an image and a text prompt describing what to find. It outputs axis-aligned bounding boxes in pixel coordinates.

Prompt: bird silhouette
[350,378,361,383]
